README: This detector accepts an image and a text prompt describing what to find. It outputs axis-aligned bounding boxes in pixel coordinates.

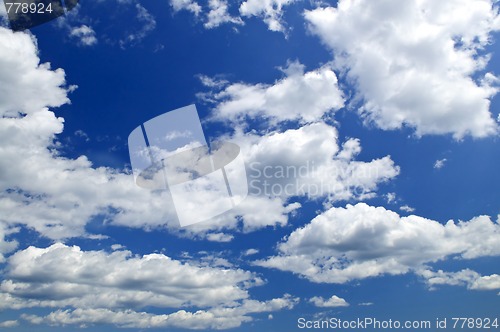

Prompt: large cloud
[305,0,500,138]
[21,296,298,329]
[257,203,500,284]
[179,122,399,239]
[0,243,297,329]
[236,122,399,201]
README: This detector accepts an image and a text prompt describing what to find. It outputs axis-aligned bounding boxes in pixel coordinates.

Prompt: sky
[0,0,500,331]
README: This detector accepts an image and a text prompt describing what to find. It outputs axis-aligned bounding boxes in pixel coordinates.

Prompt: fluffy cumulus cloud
[0,29,69,116]
[0,244,297,329]
[235,122,399,201]
[239,0,296,32]
[309,295,349,308]
[305,0,500,138]
[204,61,344,125]
[257,203,500,284]
[180,121,399,239]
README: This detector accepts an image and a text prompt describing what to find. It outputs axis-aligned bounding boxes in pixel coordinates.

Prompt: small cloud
[0,320,18,328]
[400,205,415,213]
[170,0,202,16]
[268,314,273,320]
[197,74,228,88]
[206,232,234,242]
[70,25,97,46]
[385,192,396,204]
[111,244,125,251]
[242,248,259,256]
[309,295,349,308]
[434,158,447,169]
[358,302,373,306]
[74,130,90,142]
[204,0,244,29]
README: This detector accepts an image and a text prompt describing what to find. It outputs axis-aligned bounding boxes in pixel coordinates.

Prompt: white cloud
[434,158,447,169]
[257,203,500,284]
[156,121,397,238]
[243,249,259,256]
[120,4,156,46]
[309,295,349,308]
[0,243,298,329]
[205,0,244,29]
[1,243,259,310]
[69,25,97,46]
[400,205,415,213]
[170,0,202,16]
[0,27,394,243]
[0,28,69,116]
[305,0,500,139]
[169,0,295,32]
[236,122,399,201]
[385,192,397,203]
[420,269,500,291]
[21,295,298,329]
[207,61,344,125]
[0,29,304,240]
[206,232,234,242]
[239,0,296,32]
[0,320,18,328]
[0,222,18,263]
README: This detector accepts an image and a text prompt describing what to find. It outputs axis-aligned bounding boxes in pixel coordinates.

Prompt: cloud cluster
[0,27,399,242]
[169,0,296,32]
[257,203,500,284]
[0,243,297,329]
[0,28,302,240]
[21,295,298,329]
[305,0,500,138]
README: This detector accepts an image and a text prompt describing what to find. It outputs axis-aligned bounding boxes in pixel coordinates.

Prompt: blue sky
[0,0,500,330]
